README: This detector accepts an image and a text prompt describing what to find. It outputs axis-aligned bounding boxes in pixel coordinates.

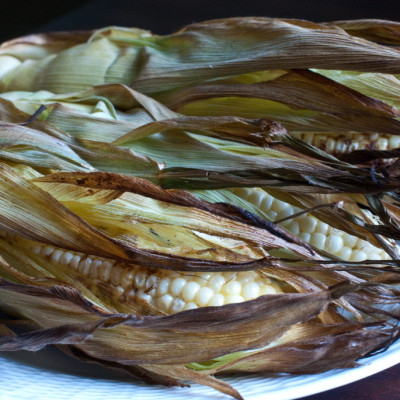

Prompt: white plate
[0,339,399,400]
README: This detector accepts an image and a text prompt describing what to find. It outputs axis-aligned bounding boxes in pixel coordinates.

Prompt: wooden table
[3,1,400,398]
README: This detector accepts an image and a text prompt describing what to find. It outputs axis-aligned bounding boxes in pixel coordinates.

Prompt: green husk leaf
[113,115,285,147]
[165,69,400,135]
[3,19,400,95]
[131,18,400,94]
[175,96,362,134]
[70,138,161,181]
[0,122,93,171]
[313,69,400,108]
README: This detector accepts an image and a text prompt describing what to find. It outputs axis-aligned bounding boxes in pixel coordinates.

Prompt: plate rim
[1,338,399,400]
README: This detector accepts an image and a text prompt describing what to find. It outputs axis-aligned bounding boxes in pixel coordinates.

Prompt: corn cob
[231,187,390,262]
[297,132,400,157]
[21,238,283,313]
[1,179,390,316]
[1,18,400,400]
[18,184,390,315]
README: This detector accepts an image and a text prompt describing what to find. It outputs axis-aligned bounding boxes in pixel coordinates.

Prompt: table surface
[3,1,400,399]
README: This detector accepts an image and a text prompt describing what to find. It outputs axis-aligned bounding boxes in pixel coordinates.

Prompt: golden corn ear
[297,132,400,157]
[5,233,281,314]
[2,182,391,316]
[231,188,390,262]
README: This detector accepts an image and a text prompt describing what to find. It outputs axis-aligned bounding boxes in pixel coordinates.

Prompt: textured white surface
[1,339,400,400]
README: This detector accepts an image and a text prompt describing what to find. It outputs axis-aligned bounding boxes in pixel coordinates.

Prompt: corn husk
[1,17,400,399]
[2,18,400,94]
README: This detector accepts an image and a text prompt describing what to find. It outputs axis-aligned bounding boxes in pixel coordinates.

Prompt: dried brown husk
[0,162,325,271]
[205,321,396,374]
[0,278,337,364]
[328,19,400,45]
[23,171,385,314]
[4,162,400,294]
[4,164,400,313]
[166,69,400,136]
[33,170,313,251]
[31,170,400,276]
[0,272,396,400]
[1,162,400,398]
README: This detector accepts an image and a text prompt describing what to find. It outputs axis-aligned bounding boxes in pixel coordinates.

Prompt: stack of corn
[1,18,400,399]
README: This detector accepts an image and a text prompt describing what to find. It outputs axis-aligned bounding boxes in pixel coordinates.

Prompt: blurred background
[2,0,400,41]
